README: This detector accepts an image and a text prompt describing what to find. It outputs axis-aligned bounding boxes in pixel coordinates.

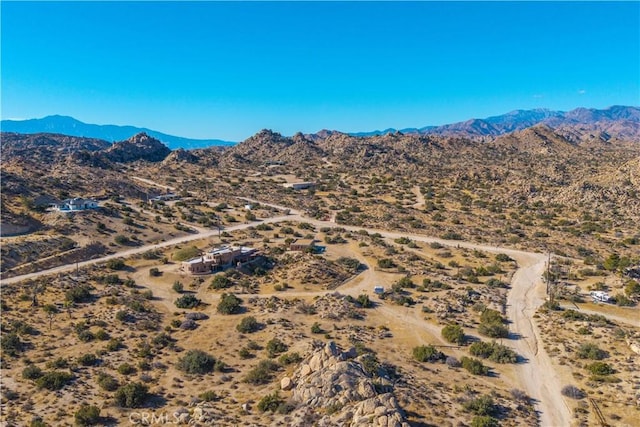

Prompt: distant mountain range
[348,105,640,139]
[2,106,638,150]
[0,115,235,150]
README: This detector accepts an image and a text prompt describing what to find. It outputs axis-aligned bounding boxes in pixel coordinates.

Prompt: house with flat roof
[53,197,99,212]
[182,245,259,275]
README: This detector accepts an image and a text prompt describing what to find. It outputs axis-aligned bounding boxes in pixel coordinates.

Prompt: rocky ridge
[280,341,409,427]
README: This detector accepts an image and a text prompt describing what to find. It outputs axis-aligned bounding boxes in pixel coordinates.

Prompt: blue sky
[2,1,639,141]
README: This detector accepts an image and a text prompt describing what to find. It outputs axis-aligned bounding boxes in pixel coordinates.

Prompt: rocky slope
[280,341,409,427]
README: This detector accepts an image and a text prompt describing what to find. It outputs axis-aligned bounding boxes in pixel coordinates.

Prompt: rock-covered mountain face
[1,132,171,165]
[0,132,111,161]
[103,133,171,163]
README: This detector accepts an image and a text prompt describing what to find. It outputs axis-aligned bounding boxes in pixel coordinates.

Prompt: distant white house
[53,197,99,212]
[590,291,610,303]
[149,193,179,203]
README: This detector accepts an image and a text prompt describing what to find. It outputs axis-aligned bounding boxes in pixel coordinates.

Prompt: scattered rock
[281,376,293,391]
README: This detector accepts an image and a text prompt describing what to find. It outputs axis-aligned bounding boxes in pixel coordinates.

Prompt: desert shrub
[613,293,635,306]
[95,329,109,341]
[117,363,136,375]
[576,343,607,360]
[173,246,200,261]
[172,281,184,293]
[356,294,373,308]
[210,275,232,290]
[97,372,119,391]
[152,332,173,349]
[463,394,496,416]
[310,322,323,334]
[217,293,242,314]
[177,350,216,374]
[561,385,586,399]
[480,309,504,324]
[336,257,362,272]
[239,348,253,359]
[22,365,43,380]
[199,390,219,402]
[495,253,513,262]
[141,250,161,260]
[485,278,508,288]
[412,345,444,363]
[278,352,302,365]
[36,371,73,390]
[441,324,466,345]
[149,267,161,277]
[175,294,201,309]
[625,280,640,296]
[478,322,509,339]
[106,259,125,270]
[586,362,614,376]
[114,235,130,245]
[78,330,95,342]
[258,391,283,412]
[78,353,98,366]
[460,357,488,375]
[1,333,23,357]
[106,338,124,351]
[470,341,517,363]
[562,309,587,321]
[65,284,92,303]
[423,279,452,291]
[74,404,100,426]
[471,416,499,427]
[114,382,148,408]
[244,359,280,385]
[266,337,288,357]
[377,258,396,269]
[237,316,260,333]
[47,357,69,369]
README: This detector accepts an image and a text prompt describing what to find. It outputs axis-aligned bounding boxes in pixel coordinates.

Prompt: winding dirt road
[0,196,573,425]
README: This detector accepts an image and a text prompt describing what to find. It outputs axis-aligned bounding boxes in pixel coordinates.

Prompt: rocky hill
[280,341,409,427]
[102,132,171,163]
[0,132,110,162]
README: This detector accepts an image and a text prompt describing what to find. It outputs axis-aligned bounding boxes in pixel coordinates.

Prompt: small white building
[54,198,99,212]
[590,291,610,303]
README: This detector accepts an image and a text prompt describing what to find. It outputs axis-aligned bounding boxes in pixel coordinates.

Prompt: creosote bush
[237,316,260,333]
[176,349,216,375]
[217,293,242,314]
[441,324,466,345]
[74,405,101,426]
[412,345,444,363]
[460,357,489,375]
[257,391,283,412]
[114,382,149,408]
[175,294,201,309]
